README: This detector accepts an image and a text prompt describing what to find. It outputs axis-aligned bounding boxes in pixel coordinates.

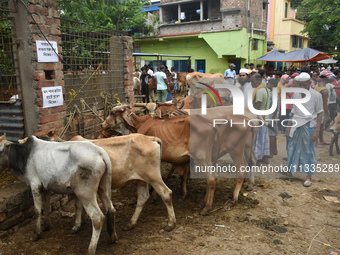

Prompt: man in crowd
[286,73,323,187]
[257,64,263,72]
[251,73,270,165]
[224,63,237,84]
[153,65,170,103]
[314,73,330,146]
[234,68,253,107]
[267,78,279,158]
[171,67,177,97]
[332,69,340,110]
[140,66,150,103]
[325,74,337,130]
[249,63,256,73]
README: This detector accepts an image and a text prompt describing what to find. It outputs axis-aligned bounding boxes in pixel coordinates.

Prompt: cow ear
[155,108,162,118]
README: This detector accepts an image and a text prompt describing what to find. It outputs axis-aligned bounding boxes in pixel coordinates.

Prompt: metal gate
[59,19,126,113]
[0,13,25,141]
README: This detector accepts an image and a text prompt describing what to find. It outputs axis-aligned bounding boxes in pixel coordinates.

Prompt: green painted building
[134,0,268,74]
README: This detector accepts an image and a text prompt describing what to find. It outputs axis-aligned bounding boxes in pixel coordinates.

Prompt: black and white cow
[0,135,117,255]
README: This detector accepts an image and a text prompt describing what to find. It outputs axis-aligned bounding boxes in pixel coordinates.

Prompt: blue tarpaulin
[257,47,331,63]
[142,5,159,12]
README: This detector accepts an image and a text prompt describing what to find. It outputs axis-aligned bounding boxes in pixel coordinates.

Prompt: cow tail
[101,150,114,237]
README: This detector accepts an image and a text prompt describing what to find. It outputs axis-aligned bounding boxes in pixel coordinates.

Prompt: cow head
[33,129,64,142]
[101,105,134,135]
[0,134,12,170]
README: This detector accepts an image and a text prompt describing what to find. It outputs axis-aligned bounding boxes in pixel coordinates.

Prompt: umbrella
[257,47,331,62]
[317,58,338,64]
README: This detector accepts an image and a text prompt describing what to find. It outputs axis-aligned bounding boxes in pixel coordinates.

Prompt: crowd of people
[226,62,340,187]
[133,62,340,187]
[134,64,178,103]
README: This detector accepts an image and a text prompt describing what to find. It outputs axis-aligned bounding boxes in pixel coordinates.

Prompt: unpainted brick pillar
[11,0,65,135]
[122,36,134,107]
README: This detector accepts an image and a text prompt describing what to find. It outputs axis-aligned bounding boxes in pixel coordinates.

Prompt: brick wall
[19,0,134,139]
[0,183,69,235]
[27,0,66,133]
[123,36,135,107]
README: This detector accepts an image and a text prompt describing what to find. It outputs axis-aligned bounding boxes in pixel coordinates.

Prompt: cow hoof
[164,223,176,232]
[110,233,118,243]
[30,233,41,241]
[246,185,253,191]
[70,226,80,234]
[123,223,135,231]
[200,208,211,216]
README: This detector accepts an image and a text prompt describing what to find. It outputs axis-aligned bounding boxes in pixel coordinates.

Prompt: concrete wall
[268,0,309,52]
[159,0,268,35]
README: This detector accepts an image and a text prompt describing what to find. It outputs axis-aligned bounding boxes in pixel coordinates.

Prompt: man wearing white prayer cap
[230,68,253,108]
[285,72,323,187]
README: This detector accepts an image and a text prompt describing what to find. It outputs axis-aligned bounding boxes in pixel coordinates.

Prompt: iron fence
[59,18,126,112]
[0,17,20,102]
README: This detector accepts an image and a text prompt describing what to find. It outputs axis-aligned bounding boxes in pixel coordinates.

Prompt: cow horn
[178,100,185,109]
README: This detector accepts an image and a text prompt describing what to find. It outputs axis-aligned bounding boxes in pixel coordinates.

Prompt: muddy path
[0,132,339,255]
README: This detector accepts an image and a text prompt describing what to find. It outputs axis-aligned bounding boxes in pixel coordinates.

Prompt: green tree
[57,0,151,32]
[297,0,340,53]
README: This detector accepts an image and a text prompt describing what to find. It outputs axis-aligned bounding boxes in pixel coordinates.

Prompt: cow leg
[201,177,217,216]
[42,191,51,231]
[31,187,43,241]
[176,164,189,200]
[124,181,150,231]
[335,133,340,154]
[230,151,245,204]
[246,171,255,191]
[329,133,335,156]
[97,180,117,243]
[70,197,83,234]
[164,165,175,181]
[150,181,176,231]
[77,195,105,255]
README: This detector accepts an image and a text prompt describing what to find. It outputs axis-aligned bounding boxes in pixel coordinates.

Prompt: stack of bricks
[0,183,69,236]
[29,0,66,132]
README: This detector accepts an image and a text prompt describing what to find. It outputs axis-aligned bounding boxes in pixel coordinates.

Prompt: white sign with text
[42,86,63,108]
[36,40,58,62]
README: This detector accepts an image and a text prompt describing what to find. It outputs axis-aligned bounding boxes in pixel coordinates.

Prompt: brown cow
[102,105,191,198]
[148,76,174,102]
[148,76,157,102]
[102,105,255,215]
[70,134,176,232]
[140,102,188,119]
[329,112,340,156]
[30,130,176,232]
[176,72,189,96]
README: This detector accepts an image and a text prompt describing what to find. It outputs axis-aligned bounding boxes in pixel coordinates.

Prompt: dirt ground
[0,130,339,255]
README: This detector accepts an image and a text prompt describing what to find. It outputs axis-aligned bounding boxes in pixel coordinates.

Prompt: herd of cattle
[1,72,340,254]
